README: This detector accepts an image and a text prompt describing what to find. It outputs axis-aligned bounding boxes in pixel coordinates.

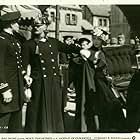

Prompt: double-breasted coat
[23,37,80,133]
[0,31,24,114]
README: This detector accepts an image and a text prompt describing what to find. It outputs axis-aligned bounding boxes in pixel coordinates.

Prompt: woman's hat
[78,37,91,45]
[92,27,109,45]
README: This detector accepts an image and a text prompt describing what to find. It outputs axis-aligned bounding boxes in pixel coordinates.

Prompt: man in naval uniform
[0,8,28,132]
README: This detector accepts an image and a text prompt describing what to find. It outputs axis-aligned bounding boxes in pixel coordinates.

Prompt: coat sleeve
[0,38,10,93]
[56,39,81,54]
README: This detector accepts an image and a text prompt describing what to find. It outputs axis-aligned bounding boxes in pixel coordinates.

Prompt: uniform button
[39,53,42,56]
[42,67,46,70]
[50,52,53,55]
[52,67,55,69]
[51,59,54,62]
[18,66,20,68]
[49,45,51,48]
[41,60,44,63]
[17,43,20,46]
[20,56,22,58]
[17,61,19,64]
[15,52,18,55]
[43,75,47,78]
[53,73,56,76]
[21,65,23,67]
[17,57,19,59]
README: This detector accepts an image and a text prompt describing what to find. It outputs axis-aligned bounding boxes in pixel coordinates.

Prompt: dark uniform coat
[0,31,24,114]
[23,37,80,133]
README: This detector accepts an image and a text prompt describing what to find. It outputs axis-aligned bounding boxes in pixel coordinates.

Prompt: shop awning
[81,19,93,31]
[7,5,42,19]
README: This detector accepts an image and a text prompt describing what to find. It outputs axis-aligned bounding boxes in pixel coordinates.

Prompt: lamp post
[55,5,60,39]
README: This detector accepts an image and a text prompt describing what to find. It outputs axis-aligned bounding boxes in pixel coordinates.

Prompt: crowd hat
[63,35,73,40]
[0,6,21,22]
[92,27,109,45]
[78,37,91,45]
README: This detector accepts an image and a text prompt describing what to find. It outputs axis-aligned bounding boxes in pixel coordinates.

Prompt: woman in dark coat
[75,28,125,133]
[73,38,97,132]
[91,27,125,132]
[23,21,81,133]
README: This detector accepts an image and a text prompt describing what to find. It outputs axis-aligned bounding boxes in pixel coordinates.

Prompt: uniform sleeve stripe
[0,83,8,90]
[0,36,5,40]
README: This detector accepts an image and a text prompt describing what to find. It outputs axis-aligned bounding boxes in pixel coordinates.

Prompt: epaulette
[0,36,5,40]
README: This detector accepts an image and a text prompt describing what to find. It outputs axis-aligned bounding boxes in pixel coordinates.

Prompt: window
[50,12,55,22]
[104,19,107,26]
[99,18,108,27]
[71,14,77,25]
[65,13,77,25]
[66,14,71,25]
[99,19,102,26]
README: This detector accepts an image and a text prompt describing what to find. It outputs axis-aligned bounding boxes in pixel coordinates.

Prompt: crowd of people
[0,6,140,133]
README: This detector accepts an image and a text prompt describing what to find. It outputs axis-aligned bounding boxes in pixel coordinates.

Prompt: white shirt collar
[39,38,46,42]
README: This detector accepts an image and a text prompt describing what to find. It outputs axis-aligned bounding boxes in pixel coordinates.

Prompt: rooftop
[87,5,111,17]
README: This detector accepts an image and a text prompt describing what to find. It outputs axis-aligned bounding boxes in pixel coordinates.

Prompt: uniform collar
[3,29,13,35]
[0,31,14,40]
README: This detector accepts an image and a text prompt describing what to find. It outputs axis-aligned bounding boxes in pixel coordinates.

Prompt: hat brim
[0,11,21,22]
[79,38,91,44]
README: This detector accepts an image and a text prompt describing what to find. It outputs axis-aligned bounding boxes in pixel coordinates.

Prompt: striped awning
[81,19,93,31]
[5,5,42,19]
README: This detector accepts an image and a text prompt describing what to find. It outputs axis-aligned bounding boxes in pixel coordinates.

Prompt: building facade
[38,5,93,42]
[81,5,110,33]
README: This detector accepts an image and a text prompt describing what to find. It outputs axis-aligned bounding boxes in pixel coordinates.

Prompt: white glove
[1,89,13,103]
[24,87,32,102]
[24,75,33,87]
[80,49,91,59]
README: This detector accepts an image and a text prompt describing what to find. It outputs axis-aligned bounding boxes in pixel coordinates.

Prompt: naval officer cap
[0,6,21,22]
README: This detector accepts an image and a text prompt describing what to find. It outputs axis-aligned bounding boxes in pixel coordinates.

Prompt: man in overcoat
[23,19,83,132]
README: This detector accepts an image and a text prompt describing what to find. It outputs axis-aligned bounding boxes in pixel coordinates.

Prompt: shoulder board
[0,36,5,40]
